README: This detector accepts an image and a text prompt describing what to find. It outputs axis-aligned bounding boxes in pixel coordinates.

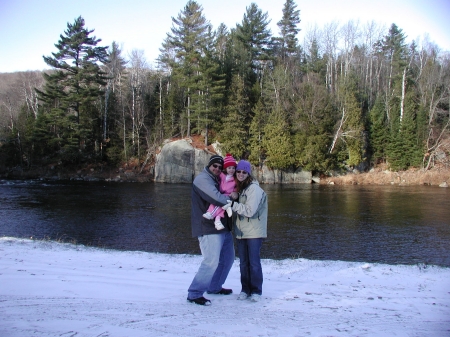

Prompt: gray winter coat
[190,167,232,237]
[232,180,268,239]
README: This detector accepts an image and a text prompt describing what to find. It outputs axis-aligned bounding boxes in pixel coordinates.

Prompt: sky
[0,0,449,73]
[1,237,449,336]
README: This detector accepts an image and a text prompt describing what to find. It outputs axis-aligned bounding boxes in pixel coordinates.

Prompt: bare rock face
[254,165,312,184]
[154,139,213,183]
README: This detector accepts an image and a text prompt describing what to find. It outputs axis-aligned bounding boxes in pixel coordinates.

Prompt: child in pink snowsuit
[203,153,237,230]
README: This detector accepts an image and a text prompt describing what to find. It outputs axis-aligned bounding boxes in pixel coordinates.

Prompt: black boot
[187,296,211,305]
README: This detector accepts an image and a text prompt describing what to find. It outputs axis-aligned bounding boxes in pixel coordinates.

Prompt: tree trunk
[329,107,346,154]
[400,67,407,123]
[187,88,191,138]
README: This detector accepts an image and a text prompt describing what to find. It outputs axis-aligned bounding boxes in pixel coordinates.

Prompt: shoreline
[2,164,449,186]
[321,166,450,187]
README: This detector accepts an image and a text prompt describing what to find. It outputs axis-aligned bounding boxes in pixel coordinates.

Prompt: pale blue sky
[1,0,449,73]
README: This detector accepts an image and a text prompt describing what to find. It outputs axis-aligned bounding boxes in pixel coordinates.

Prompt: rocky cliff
[154,139,213,183]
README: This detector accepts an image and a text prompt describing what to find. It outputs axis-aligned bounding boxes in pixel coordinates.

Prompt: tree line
[1,0,449,174]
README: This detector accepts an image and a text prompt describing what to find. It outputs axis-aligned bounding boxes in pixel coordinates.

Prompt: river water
[1,179,449,267]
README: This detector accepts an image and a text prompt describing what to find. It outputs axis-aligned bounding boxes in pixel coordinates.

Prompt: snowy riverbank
[1,237,449,336]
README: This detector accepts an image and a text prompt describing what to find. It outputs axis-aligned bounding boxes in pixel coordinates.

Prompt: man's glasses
[212,164,222,169]
[236,170,248,174]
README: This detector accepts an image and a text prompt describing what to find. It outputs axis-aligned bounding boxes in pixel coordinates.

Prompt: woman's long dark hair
[236,174,253,193]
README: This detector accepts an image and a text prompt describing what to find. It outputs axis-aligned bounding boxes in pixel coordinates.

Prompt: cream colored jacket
[232,180,268,239]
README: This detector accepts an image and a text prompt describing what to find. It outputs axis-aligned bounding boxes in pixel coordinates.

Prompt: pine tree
[304,38,326,78]
[294,132,332,172]
[274,0,301,62]
[368,98,388,165]
[387,91,423,170]
[162,0,211,138]
[291,76,336,172]
[214,23,229,65]
[344,88,365,167]
[191,25,226,145]
[219,74,250,156]
[248,98,268,165]
[103,42,127,163]
[224,31,256,96]
[380,24,409,126]
[235,3,272,75]
[262,108,294,169]
[36,16,108,162]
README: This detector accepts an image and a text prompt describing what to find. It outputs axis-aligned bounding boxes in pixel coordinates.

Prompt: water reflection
[1,180,449,266]
[261,184,450,266]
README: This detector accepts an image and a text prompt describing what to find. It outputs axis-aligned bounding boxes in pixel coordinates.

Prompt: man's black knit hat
[208,155,224,167]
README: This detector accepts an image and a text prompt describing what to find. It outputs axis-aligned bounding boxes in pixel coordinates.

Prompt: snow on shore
[0,237,449,336]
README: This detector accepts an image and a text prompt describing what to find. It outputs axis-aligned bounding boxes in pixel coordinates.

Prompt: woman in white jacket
[223,160,268,302]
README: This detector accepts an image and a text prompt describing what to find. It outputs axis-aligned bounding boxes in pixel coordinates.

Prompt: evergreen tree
[294,132,332,172]
[235,3,272,75]
[36,16,108,162]
[191,25,226,145]
[262,107,294,169]
[330,78,365,168]
[248,98,268,165]
[387,91,423,170]
[343,86,365,167]
[162,0,211,138]
[291,77,336,172]
[380,24,409,126]
[103,42,127,163]
[219,74,250,156]
[214,23,230,65]
[305,38,326,77]
[1,105,35,167]
[157,37,182,139]
[274,0,301,62]
[368,98,388,165]
[164,79,184,137]
[224,31,255,92]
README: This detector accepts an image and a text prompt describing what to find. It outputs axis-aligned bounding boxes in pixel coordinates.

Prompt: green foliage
[293,133,333,172]
[235,3,272,70]
[0,128,22,167]
[382,24,408,75]
[248,99,268,165]
[35,16,108,164]
[190,26,226,142]
[2,4,449,176]
[219,74,250,157]
[368,98,388,164]
[304,39,326,77]
[387,92,424,170]
[164,80,184,137]
[274,0,301,61]
[103,41,127,148]
[0,106,37,167]
[262,108,294,169]
[343,85,365,167]
[290,76,337,172]
[105,145,125,166]
[331,77,365,168]
[162,0,211,137]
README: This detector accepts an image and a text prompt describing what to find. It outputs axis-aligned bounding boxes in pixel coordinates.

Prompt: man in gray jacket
[187,155,237,306]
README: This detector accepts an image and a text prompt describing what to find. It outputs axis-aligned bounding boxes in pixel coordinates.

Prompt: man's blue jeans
[187,231,235,299]
[237,238,263,295]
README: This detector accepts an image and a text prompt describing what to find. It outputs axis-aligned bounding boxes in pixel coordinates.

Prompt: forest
[0,0,449,176]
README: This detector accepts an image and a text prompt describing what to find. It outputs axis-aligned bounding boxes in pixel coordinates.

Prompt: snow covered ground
[0,237,449,337]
